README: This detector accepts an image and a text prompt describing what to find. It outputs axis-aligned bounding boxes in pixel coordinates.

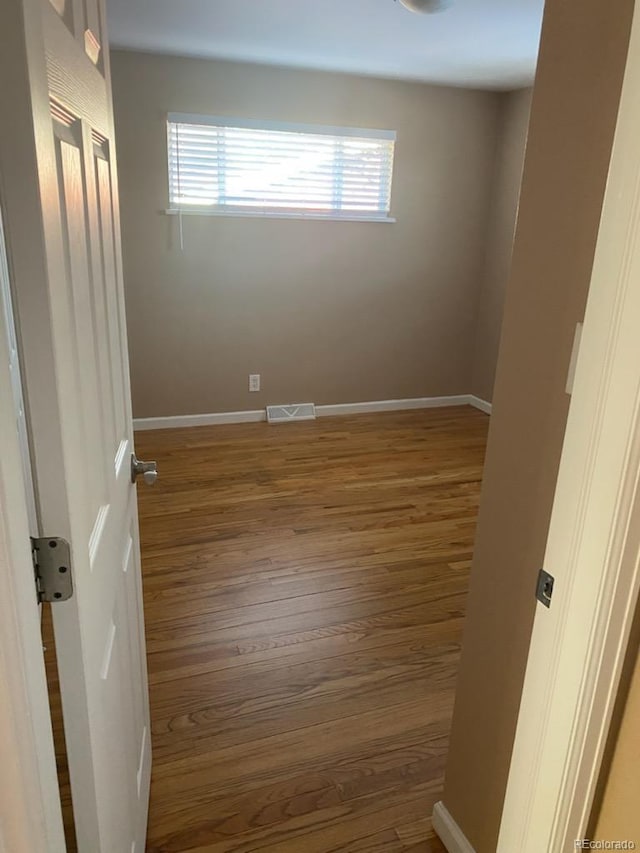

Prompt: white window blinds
[167,113,396,221]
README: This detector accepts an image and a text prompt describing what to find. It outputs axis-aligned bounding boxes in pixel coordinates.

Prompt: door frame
[0,3,69,845]
[0,205,65,850]
[497,3,640,851]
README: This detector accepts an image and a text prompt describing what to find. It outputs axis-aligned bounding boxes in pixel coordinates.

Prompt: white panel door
[1,0,152,850]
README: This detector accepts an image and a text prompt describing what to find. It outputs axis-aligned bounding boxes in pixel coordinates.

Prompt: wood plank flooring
[134,407,489,852]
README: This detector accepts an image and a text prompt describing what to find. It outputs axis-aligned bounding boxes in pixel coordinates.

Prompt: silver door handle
[131,453,158,486]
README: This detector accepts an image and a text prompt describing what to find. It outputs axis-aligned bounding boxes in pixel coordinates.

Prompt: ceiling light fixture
[399,0,453,13]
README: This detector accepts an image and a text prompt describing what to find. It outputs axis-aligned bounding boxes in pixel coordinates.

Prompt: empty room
[107,1,533,850]
[2,1,640,852]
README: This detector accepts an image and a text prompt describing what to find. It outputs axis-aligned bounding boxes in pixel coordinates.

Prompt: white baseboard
[133,409,266,431]
[316,395,470,417]
[133,394,491,431]
[467,395,493,415]
[432,802,476,853]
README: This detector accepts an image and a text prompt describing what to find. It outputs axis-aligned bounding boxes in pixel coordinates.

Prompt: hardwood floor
[44,406,487,851]
[135,406,489,852]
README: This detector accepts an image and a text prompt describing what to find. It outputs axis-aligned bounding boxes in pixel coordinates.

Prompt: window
[167,113,396,222]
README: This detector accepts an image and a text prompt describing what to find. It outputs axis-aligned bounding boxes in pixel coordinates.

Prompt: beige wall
[595,641,640,846]
[111,51,501,418]
[472,88,532,403]
[441,1,634,851]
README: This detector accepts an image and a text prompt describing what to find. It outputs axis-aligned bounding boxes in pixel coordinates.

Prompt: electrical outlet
[249,374,261,392]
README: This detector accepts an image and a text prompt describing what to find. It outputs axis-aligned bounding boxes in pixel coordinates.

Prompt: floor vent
[266,403,316,424]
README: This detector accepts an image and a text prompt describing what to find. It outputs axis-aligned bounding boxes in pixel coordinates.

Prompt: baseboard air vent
[266,403,316,423]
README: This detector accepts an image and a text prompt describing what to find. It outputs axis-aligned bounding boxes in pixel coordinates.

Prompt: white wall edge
[432,801,476,853]
[133,395,491,431]
[467,395,493,415]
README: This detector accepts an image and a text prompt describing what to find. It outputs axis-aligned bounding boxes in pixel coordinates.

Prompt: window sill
[164,208,396,224]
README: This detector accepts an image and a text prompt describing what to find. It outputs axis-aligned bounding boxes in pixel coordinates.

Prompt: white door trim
[498,5,640,851]
[0,4,66,846]
[0,203,65,851]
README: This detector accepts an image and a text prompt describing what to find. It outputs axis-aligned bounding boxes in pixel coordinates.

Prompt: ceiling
[106,0,544,91]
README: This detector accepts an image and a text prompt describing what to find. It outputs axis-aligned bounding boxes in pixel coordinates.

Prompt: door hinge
[535,568,555,608]
[31,537,74,603]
